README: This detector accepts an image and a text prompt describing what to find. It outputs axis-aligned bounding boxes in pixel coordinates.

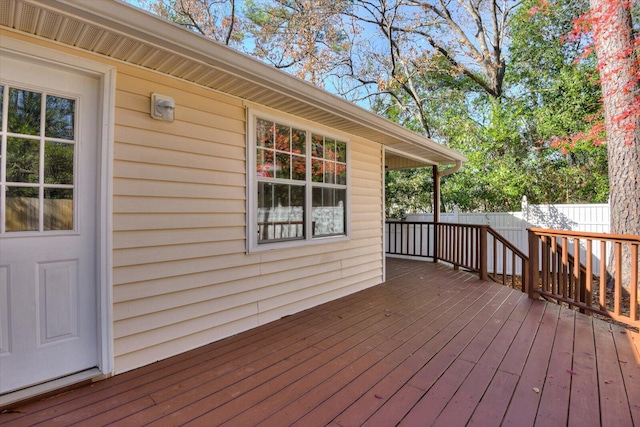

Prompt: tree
[385,168,434,218]
[351,0,609,212]
[507,0,609,204]
[244,0,352,86]
[148,0,243,46]
[380,0,610,213]
[588,0,640,285]
[243,0,519,137]
[138,0,615,214]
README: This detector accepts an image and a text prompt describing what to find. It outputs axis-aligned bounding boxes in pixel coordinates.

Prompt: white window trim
[246,108,351,253]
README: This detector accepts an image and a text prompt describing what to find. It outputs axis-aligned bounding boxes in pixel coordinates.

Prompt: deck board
[431,293,527,426]
[467,369,520,426]
[612,328,640,426]
[502,303,561,426]
[1,258,639,427]
[594,321,634,427]
[535,306,575,426]
[301,282,504,425]
[568,313,600,427]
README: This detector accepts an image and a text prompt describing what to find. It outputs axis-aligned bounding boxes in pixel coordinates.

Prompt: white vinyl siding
[84,52,383,373]
[0,8,462,394]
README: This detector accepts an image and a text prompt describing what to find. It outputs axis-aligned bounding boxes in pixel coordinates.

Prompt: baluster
[585,239,593,310]
[541,236,549,293]
[600,241,607,311]
[615,242,622,316]
[562,237,569,299]
[574,238,581,302]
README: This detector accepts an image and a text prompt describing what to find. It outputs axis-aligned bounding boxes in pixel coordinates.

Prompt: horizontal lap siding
[112,66,384,372]
[246,137,384,328]
[113,68,250,371]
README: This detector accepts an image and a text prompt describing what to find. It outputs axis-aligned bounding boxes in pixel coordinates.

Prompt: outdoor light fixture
[151,93,175,122]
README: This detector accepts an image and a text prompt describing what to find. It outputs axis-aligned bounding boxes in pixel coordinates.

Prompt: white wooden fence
[394,197,610,274]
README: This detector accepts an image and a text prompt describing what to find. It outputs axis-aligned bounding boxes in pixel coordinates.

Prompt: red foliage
[533,0,639,148]
[579,0,639,146]
[528,0,549,17]
[256,121,346,182]
[548,115,606,154]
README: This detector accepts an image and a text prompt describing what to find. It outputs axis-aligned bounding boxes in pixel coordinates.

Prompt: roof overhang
[0,0,466,168]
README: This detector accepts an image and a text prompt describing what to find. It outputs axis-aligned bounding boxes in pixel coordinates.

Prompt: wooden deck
[2,258,639,426]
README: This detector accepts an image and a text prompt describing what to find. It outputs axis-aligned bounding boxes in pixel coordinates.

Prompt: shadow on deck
[1,258,639,426]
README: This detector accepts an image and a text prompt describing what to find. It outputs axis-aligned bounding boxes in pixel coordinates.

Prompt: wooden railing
[386,221,436,258]
[386,221,529,289]
[527,228,640,329]
[488,227,529,288]
[386,221,640,332]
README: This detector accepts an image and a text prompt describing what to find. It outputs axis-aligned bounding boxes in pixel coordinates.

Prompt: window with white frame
[249,111,348,250]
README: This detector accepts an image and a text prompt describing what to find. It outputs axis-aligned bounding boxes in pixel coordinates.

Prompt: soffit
[1,0,466,166]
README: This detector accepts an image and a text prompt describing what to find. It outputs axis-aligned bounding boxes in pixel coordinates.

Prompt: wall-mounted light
[151,93,175,122]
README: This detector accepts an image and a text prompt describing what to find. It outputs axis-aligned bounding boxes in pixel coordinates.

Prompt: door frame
[1,35,115,379]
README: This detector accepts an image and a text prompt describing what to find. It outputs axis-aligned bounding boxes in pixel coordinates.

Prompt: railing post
[433,165,440,265]
[479,225,488,281]
[527,229,539,299]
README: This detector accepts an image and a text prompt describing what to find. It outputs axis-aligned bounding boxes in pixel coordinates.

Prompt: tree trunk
[589,0,640,291]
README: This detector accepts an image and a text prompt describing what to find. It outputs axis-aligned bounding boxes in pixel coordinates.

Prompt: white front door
[0,55,100,394]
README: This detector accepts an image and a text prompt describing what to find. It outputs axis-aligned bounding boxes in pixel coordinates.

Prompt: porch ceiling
[0,0,465,167]
[385,150,440,171]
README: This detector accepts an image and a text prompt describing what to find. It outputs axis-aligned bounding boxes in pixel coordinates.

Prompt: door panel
[0,55,99,394]
[38,260,78,345]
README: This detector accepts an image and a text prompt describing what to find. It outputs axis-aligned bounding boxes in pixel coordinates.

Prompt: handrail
[528,227,640,244]
[386,220,529,290]
[386,221,436,258]
[386,220,640,332]
[487,227,529,288]
[436,223,486,276]
[527,228,639,330]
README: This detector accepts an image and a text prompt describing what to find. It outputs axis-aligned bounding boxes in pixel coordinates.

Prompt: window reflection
[6,187,39,232]
[292,155,305,181]
[254,115,347,245]
[312,188,346,237]
[257,148,274,178]
[292,129,306,155]
[8,88,41,135]
[276,152,290,180]
[310,134,347,185]
[257,120,306,182]
[256,118,274,148]
[44,188,73,231]
[45,142,74,185]
[46,96,75,140]
[257,182,305,242]
[311,134,323,158]
[336,141,346,162]
[275,123,291,152]
[312,158,323,183]
[2,86,77,234]
[7,137,39,183]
